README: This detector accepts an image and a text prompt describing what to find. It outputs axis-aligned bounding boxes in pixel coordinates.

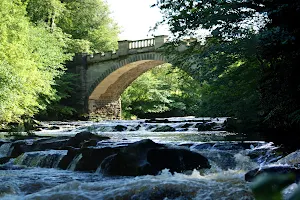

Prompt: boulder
[178,123,193,129]
[196,149,236,170]
[73,147,120,172]
[193,143,215,150]
[99,152,152,176]
[128,125,141,131]
[100,139,162,176]
[223,117,255,133]
[145,118,169,123]
[32,136,70,151]
[122,139,164,153]
[178,143,194,148]
[113,125,127,132]
[9,141,27,158]
[99,139,210,176]
[0,157,10,164]
[58,147,81,170]
[80,139,98,148]
[147,148,211,173]
[152,125,175,132]
[0,140,6,146]
[196,122,215,131]
[47,126,60,130]
[276,150,300,166]
[246,145,283,164]
[66,131,110,148]
[8,137,70,158]
[245,166,300,182]
[145,125,156,131]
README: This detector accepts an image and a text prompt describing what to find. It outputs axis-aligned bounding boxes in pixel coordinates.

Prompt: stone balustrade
[87,35,168,63]
[129,38,155,49]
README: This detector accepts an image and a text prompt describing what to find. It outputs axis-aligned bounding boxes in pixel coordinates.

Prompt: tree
[0,0,71,124]
[154,0,300,137]
[256,1,300,133]
[58,0,119,52]
[121,64,202,119]
[23,0,120,120]
[25,0,119,53]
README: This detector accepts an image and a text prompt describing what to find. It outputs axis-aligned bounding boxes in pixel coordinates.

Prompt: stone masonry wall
[89,99,121,120]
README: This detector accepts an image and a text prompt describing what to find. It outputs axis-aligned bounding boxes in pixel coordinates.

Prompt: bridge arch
[88,54,168,119]
[70,35,189,119]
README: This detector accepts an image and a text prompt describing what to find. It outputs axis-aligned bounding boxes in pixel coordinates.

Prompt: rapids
[0,117,297,199]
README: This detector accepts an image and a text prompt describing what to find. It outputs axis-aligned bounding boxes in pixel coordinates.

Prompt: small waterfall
[67,154,83,171]
[246,142,281,166]
[14,150,67,168]
[0,143,12,158]
[95,165,102,174]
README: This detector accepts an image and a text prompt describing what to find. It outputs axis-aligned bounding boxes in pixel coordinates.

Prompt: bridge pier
[88,98,121,120]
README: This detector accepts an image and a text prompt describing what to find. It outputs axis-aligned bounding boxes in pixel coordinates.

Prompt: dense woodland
[1,0,300,146]
[0,0,119,125]
[151,0,300,146]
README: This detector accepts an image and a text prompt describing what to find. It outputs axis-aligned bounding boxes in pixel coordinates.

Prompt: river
[0,117,298,199]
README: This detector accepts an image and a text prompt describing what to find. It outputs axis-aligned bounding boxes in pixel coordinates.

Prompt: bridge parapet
[87,35,168,64]
[129,38,154,49]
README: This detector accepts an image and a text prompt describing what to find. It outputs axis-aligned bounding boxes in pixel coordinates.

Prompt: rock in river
[67,131,110,148]
[152,125,175,132]
[147,148,211,173]
[245,166,300,182]
[100,139,210,176]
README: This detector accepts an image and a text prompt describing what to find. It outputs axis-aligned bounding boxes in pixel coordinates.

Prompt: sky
[106,0,169,40]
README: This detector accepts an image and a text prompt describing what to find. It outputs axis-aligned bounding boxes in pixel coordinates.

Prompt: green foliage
[121,64,202,119]
[159,35,261,124]
[0,0,119,123]
[25,0,66,28]
[0,0,71,124]
[36,72,80,120]
[197,59,260,120]
[25,0,119,53]
[251,173,299,200]
[58,0,119,53]
[0,0,119,125]
[154,0,300,135]
[0,0,119,124]
[153,0,267,39]
[26,0,120,121]
[256,1,300,132]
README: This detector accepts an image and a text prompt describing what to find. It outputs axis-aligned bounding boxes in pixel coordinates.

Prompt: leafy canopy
[154,0,300,134]
[0,0,71,124]
[25,0,120,53]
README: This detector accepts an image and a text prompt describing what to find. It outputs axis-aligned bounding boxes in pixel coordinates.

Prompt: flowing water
[0,117,297,199]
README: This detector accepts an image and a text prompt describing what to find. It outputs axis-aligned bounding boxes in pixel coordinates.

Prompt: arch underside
[88,60,166,117]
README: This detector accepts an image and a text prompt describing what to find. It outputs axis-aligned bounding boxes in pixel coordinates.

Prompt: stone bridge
[71,35,174,119]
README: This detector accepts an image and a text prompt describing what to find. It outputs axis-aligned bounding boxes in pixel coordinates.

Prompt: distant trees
[121,64,202,119]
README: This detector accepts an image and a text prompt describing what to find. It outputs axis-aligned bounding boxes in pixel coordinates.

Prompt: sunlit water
[0,117,295,199]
